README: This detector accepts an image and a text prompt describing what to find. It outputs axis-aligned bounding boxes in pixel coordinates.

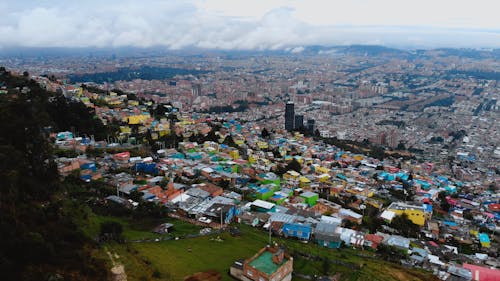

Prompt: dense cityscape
[1,1,499,281]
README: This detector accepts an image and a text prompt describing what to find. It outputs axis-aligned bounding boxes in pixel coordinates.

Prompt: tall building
[387,129,398,148]
[191,83,201,97]
[306,119,315,134]
[285,102,294,131]
[294,114,304,130]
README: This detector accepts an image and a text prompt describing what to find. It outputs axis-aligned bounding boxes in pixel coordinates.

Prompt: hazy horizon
[1,0,500,50]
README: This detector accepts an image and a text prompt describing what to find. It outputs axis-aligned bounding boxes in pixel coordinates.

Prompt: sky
[1,0,499,50]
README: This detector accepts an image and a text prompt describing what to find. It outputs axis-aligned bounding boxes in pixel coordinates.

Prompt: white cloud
[0,0,499,49]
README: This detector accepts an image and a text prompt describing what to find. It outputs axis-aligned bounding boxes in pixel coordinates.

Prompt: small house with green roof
[300,191,319,206]
[240,245,293,281]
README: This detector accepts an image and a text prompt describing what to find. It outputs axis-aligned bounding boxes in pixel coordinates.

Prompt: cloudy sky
[1,0,499,50]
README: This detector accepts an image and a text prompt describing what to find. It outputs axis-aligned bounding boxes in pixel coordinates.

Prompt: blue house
[282,223,312,240]
[135,162,159,175]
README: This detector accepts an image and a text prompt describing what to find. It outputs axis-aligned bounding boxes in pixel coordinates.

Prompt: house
[185,187,210,199]
[364,234,384,250]
[380,210,397,223]
[152,223,174,234]
[204,203,237,225]
[339,208,363,224]
[385,235,410,249]
[119,184,138,195]
[198,183,224,198]
[255,185,278,200]
[320,215,343,225]
[300,191,319,206]
[312,199,342,215]
[251,200,276,213]
[282,223,312,240]
[447,265,472,281]
[463,263,500,281]
[335,227,364,247]
[315,222,342,249]
[386,202,426,226]
[478,233,490,248]
[105,195,130,207]
[234,245,293,281]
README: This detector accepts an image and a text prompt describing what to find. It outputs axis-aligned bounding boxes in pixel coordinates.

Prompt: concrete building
[387,202,426,226]
[294,114,304,130]
[285,102,295,131]
[231,245,293,281]
[307,119,315,134]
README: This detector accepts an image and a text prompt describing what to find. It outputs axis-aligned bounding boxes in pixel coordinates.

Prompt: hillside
[0,68,109,281]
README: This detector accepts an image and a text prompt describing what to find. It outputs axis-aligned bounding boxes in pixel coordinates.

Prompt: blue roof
[437,176,448,182]
[397,172,409,180]
[336,174,347,180]
[282,223,312,232]
[424,204,433,212]
[257,187,270,194]
[443,221,457,227]
[479,233,490,243]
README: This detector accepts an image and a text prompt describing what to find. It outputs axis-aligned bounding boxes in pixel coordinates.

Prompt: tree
[438,191,451,212]
[99,221,123,242]
[132,201,169,219]
[129,190,144,202]
[342,219,354,229]
[261,127,270,139]
[390,213,420,238]
[440,199,451,212]
[364,217,385,234]
[23,71,29,77]
[285,159,302,173]
[396,142,406,150]
[322,257,331,275]
[0,69,108,280]
[223,135,238,148]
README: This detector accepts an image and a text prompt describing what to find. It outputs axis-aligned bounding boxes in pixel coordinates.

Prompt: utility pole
[268,219,272,245]
[219,207,223,230]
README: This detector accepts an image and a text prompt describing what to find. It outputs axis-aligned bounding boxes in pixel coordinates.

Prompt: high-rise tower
[285,102,295,131]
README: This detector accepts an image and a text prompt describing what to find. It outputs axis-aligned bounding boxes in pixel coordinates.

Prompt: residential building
[387,202,426,226]
[234,245,293,281]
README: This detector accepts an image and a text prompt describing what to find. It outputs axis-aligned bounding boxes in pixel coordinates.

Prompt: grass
[95,223,438,281]
[79,209,437,281]
[83,213,203,241]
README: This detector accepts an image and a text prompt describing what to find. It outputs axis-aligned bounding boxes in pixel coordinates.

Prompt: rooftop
[387,202,424,211]
[249,250,288,276]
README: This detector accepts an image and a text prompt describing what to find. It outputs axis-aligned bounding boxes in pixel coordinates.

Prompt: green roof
[249,251,287,275]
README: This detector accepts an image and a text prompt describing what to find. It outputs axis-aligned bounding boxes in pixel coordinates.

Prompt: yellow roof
[299,176,311,183]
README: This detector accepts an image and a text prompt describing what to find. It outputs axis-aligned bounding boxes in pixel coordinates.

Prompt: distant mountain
[338,45,409,56]
[1,45,499,60]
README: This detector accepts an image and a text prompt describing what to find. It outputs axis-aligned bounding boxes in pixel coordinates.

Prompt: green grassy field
[83,213,203,241]
[94,221,437,281]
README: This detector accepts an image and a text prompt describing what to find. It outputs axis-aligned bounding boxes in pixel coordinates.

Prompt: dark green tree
[285,159,302,173]
[99,221,123,242]
[261,127,270,139]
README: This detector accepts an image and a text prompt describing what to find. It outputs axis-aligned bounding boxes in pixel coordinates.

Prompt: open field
[90,218,438,281]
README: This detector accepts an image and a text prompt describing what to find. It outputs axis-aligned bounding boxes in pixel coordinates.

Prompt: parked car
[198,217,212,224]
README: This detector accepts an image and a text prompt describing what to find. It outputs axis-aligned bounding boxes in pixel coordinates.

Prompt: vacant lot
[94,220,437,281]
